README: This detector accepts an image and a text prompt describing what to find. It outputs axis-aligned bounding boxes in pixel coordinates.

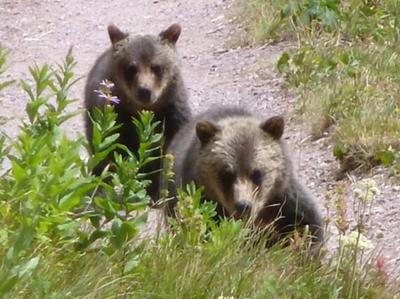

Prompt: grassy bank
[239,0,400,173]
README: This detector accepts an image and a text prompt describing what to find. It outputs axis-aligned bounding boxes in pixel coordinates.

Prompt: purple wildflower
[95,90,108,100]
[94,79,120,105]
[109,96,120,104]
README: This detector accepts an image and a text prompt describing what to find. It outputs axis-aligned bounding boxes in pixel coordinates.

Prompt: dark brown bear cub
[84,23,191,202]
[167,107,323,246]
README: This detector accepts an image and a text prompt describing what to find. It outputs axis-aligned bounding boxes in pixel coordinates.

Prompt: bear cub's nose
[235,202,251,216]
[138,87,152,103]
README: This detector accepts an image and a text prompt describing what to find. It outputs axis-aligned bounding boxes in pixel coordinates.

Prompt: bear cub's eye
[124,64,138,81]
[219,167,236,190]
[250,169,263,186]
[151,64,163,77]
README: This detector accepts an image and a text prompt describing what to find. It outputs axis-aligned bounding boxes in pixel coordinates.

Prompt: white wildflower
[341,231,373,250]
[353,179,380,203]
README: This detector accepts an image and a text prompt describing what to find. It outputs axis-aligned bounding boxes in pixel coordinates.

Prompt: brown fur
[84,24,191,202]
[167,106,323,246]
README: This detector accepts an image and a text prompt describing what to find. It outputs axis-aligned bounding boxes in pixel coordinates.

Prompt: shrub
[0,49,159,296]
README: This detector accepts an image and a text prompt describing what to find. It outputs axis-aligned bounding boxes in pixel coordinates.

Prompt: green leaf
[89,215,101,228]
[99,133,120,151]
[0,274,18,296]
[111,218,123,248]
[11,160,25,183]
[321,8,337,28]
[111,219,140,248]
[25,97,46,123]
[58,193,80,210]
[0,79,15,91]
[94,197,117,215]
[124,255,140,274]
[17,256,40,278]
[281,3,296,18]
[75,233,90,251]
[87,146,117,171]
[127,189,149,203]
[88,229,107,243]
[125,201,149,213]
[58,109,82,125]
[120,221,138,240]
[91,122,102,150]
[333,145,345,160]
[20,80,34,101]
[56,221,76,236]
[277,52,290,74]
[262,276,278,295]
[130,212,148,226]
[376,150,395,166]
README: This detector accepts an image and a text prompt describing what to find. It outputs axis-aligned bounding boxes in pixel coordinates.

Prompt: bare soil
[1,0,399,281]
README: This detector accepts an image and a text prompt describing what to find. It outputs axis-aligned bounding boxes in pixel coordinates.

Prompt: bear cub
[167,106,323,246]
[84,23,191,201]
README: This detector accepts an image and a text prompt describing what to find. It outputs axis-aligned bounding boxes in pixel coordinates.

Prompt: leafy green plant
[168,182,217,247]
[281,0,340,31]
[0,48,15,92]
[0,50,160,296]
[0,49,91,295]
[77,108,162,252]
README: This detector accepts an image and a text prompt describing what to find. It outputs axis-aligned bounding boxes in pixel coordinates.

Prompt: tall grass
[4,182,395,298]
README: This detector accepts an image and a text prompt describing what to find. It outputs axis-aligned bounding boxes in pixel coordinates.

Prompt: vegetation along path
[1,0,399,280]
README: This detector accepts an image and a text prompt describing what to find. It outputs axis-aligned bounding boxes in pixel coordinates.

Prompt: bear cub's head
[107,23,181,108]
[196,115,286,223]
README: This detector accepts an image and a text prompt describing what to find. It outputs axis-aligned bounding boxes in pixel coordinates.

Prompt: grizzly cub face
[195,116,286,222]
[108,23,181,109]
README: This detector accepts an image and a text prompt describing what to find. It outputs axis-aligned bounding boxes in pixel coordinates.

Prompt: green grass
[239,0,400,173]
[4,217,396,298]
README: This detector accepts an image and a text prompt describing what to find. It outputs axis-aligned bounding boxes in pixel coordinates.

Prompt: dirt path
[1,0,399,280]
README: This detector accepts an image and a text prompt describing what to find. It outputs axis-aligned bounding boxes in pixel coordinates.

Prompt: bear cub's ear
[196,121,220,145]
[261,116,284,140]
[159,23,181,45]
[108,24,128,45]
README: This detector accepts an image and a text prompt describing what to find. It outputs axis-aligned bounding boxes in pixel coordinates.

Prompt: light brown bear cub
[167,107,323,245]
[84,23,191,201]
